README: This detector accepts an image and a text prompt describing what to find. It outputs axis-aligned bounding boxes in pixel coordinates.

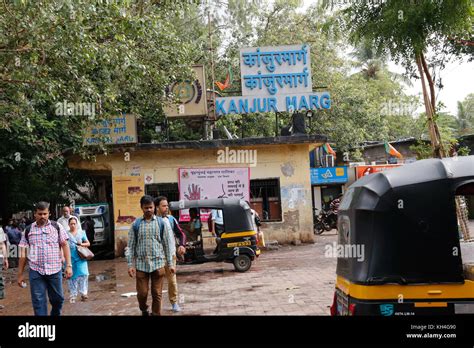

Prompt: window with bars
[250,178,282,221]
[145,183,180,219]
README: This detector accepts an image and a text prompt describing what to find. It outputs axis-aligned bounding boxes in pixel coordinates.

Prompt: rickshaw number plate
[227,241,251,248]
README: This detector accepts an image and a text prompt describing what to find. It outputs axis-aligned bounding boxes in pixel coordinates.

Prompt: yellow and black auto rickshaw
[169,198,260,272]
[331,156,474,315]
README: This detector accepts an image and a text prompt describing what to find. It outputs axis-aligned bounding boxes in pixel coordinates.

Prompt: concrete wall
[69,142,318,254]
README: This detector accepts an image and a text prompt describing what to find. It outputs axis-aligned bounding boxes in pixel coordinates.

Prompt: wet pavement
[0,233,337,316]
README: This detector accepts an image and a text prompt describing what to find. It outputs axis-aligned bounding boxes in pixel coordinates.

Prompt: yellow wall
[68,142,319,254]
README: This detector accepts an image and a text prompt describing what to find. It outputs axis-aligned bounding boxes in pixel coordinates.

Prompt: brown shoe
[81,295,88,302]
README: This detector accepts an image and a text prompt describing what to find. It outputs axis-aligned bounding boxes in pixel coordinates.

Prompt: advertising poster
[112,176,144,231]
[356,164,402,179]
[178,167,250,221]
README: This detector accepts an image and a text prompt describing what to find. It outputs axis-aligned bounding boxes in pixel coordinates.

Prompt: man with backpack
[17,201,73,316]
[154,196,186,313]
[127,195,175,316]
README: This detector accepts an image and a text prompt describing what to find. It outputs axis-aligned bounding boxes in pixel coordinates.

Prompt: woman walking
[66,216,90,303]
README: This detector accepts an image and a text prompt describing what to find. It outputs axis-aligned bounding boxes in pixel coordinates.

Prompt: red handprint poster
[178,167,250,221]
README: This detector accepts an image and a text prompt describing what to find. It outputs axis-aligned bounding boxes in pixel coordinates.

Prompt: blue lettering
[228,100,238,114]
[250,98,257,113]
[268,97,277,112]
[216,99,226,115]
[286,96,298,111]
[239,99,249,114]
[298,96,309,110]
[320,93,331,109]
[309,95,320,109]
[257,98,267,112]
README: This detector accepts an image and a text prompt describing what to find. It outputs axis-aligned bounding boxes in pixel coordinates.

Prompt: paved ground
[0,232,337,316]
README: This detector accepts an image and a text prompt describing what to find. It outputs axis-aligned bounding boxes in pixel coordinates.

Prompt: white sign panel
[240,44,311,97]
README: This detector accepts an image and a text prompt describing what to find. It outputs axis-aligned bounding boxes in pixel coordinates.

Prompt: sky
[299,0,474,116]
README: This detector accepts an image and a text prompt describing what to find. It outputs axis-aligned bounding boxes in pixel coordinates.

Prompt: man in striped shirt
[17,201,73,316]
[127,195,175,316]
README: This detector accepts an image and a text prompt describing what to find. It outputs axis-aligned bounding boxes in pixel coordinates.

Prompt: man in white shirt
[211,209,224,236]
[211,209,224,254]
[0,226,9,310]
[57,206,73,231]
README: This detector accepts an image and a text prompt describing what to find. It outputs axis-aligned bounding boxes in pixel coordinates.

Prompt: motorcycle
[313,208,338,235]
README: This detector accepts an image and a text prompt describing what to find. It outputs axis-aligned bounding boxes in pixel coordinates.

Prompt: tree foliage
[340,0,473,157]
[0,0,205,217]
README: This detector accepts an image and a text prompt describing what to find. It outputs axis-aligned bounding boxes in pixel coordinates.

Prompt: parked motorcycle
[313,208,338,235]
[314,208,326,235]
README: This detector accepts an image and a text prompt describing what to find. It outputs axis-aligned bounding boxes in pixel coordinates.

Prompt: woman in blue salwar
[66,217,90,303]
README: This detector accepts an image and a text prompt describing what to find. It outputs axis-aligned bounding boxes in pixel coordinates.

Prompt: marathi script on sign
[240,44,312,97]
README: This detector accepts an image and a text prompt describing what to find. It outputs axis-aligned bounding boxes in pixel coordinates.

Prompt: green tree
[456,93,474,135]
[0,0,205,219]
[341,0,473,158]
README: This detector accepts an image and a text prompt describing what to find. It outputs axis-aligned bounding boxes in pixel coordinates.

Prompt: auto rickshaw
[330,156,474,315]
[169,198,260,272]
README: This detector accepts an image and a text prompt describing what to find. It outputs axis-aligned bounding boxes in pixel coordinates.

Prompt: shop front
[68,135,326,256]
[311,166,348,213]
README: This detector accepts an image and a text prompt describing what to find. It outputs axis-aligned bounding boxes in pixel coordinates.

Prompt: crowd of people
[0,204,91,314]
[0,196,264,316]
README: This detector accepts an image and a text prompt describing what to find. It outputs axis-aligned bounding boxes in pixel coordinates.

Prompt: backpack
[25,220,61,244]
[132,217,165,242]
[168,215,186,245]
[132,215,185,245]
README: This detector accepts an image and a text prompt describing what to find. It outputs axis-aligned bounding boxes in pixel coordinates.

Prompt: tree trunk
[415,54,444,159]
[420,53,436,112]
[420,53,446,158]
[418,55,469,239]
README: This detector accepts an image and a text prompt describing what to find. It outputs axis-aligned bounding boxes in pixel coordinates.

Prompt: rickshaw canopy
[169,198,254,233]
[337,156,474,285]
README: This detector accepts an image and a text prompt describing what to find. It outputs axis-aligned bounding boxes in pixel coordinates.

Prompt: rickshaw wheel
[233,254,251,272]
